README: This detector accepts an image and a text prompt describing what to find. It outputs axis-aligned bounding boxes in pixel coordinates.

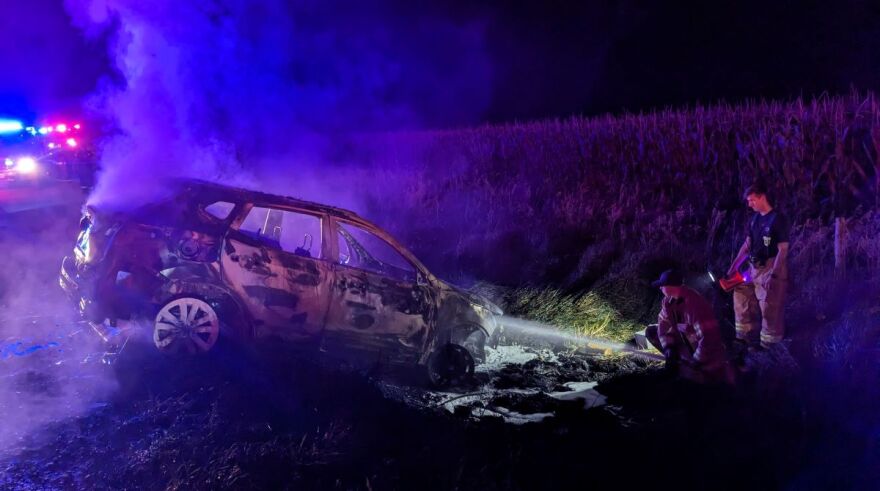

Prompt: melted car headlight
[470,301,487,314]
[470,301,503,318]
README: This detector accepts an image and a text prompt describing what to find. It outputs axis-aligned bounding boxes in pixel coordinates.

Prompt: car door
[220,204,332,341]
[323,219,435,364]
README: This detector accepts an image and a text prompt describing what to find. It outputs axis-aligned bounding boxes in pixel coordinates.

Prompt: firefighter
[726,183,790,349]
[646,269,730,384]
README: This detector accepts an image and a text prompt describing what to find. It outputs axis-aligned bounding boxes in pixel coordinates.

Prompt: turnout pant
[733,262,787,346]
[645,325,733,384]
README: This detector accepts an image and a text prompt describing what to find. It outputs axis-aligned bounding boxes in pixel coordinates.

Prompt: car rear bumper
[59,255,103,322]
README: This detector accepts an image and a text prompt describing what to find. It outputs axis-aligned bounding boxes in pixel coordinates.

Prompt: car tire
[427,343,475,388]
[153,296,223,355]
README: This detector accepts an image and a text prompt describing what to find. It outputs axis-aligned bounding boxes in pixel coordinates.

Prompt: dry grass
[503,287,643,343]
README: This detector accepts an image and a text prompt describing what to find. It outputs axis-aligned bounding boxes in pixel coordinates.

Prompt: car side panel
[321,217,437,365]
[323,264,435,362]
[220,231,332,341]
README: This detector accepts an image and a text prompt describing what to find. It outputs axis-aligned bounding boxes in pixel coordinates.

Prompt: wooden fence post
[834,216,847,280]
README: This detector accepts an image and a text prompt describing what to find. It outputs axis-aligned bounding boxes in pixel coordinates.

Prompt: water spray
[498,315,665,362]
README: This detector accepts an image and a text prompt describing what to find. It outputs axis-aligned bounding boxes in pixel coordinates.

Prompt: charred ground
[0,318,818,490]
[4,315,875,490]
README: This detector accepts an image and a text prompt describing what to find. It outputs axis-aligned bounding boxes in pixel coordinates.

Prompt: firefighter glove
[664,349,679,372]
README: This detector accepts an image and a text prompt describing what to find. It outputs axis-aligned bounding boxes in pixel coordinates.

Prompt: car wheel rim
[153,298,220,354]
[428,344,474,387]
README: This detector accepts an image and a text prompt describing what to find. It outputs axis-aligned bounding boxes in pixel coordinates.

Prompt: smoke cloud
[62,0,493,210]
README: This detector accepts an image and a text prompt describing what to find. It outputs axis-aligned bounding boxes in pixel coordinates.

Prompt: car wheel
[153,297,221,355]
[427,343,475,388]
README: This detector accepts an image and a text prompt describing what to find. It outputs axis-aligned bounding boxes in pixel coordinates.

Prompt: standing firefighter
[646,270,731,384]
[726,183,790,349]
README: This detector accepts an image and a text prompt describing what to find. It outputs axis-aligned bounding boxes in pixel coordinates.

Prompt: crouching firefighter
[646,270,733,384]
[726,183,790,349]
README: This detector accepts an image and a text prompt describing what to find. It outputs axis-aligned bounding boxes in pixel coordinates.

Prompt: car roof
[167,178,437,280]
[172,178,370,225]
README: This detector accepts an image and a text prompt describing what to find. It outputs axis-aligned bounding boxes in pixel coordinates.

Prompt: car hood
[438,280,503,316]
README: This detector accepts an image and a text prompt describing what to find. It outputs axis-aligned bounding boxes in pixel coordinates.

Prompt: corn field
[359,93,872,262]
[341,92,880,331]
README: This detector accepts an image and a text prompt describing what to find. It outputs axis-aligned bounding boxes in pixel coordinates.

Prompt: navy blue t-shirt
[748,209,790,261]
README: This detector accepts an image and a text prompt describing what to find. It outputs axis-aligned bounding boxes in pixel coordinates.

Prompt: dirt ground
[2,312,874,490]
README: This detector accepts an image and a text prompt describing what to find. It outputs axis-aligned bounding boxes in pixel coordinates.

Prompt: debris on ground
[376,344,657,425]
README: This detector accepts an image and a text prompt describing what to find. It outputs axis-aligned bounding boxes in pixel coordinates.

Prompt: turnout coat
[657,286,727,371]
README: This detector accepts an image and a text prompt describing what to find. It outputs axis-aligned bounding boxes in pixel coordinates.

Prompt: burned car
[59,179,501,385]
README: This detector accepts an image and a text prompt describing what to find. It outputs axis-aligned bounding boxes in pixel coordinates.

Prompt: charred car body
[59,179,501,385]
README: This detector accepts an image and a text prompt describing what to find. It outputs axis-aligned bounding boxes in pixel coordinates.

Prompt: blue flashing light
[0,119,24,134]
[38,127,49,135]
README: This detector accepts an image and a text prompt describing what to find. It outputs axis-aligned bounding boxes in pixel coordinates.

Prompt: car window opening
[337,223,416,283]
[204,201,235,220]
[240,206,323,259]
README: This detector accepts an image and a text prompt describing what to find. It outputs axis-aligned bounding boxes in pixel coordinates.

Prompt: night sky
[3,0,880,126]
[0,0,111,120]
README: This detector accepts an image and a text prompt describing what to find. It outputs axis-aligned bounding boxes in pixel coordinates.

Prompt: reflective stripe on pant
[645,324,733,384]
[732,263,786,345]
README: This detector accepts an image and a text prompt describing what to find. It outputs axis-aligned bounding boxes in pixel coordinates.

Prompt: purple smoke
[62,0,493,210]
